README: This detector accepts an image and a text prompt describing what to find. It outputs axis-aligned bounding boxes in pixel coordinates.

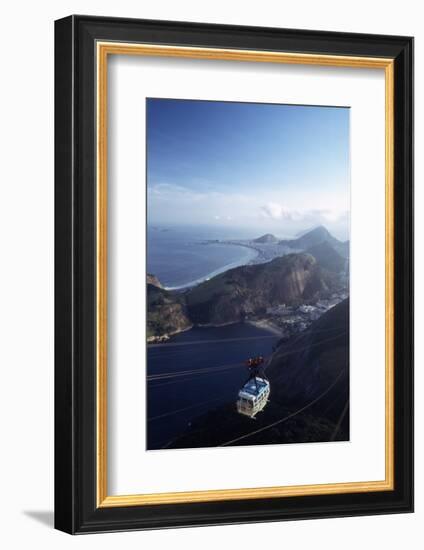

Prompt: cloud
[260,202,347,225]
[149,183,198,198]
[260,202,289,220]
[149,182,227,203]
[308,208,349,223]
[149,182,254,218]
[148,184,348,234]
[260,202,303,221]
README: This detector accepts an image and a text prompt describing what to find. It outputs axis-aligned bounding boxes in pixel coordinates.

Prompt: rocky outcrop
[147,283,191,341]
[147,273,163,288]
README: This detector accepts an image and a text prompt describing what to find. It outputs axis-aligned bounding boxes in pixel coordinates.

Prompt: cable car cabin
[237,377,270,418]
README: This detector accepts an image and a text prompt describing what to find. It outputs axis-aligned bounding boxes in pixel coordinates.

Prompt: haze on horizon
[147,98,350,241]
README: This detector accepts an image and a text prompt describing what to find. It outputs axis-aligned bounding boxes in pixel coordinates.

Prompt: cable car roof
[238,377,269,398]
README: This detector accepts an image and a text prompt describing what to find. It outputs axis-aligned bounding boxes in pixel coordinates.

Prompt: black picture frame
[55,15,414,534]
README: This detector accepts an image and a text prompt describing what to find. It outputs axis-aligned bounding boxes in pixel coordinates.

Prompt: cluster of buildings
[265,291,349,342]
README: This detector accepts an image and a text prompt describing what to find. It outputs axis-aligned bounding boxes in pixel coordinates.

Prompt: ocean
[147,225,258,289]
[147,324,279,450]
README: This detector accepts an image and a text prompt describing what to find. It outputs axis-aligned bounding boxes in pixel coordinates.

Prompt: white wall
[0,0,420,547]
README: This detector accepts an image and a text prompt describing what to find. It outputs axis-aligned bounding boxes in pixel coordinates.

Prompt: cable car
[237,356,270,418]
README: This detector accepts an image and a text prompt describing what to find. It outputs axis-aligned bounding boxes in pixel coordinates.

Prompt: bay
[147,225,258,289]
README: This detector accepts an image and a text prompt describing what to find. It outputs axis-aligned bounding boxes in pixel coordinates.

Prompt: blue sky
[147,98,350,239]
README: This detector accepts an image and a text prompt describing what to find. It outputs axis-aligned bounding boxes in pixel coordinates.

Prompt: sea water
[147,225,258,289]
[147,323,279,449]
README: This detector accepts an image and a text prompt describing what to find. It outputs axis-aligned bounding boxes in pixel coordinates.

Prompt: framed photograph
[54,15,413,533]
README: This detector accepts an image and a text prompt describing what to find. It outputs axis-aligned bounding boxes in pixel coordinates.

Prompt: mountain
[167,299,349,449]
[306,241,346,273]
[147,280,191,341]
[295,226,320,238]
[279,226,350,260]
[279,225,341,250]
[253,233,279,244]
[332,240,350,259]
[185,253,339,326]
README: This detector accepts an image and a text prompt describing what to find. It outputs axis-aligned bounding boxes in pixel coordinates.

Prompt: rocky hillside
[267,298,349,405]
[147,283,191,341]
[185,253,339,326]
[147,245,345,339]
[306,241,346,273]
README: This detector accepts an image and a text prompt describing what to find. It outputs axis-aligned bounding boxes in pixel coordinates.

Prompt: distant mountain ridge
[280,225,335,249]
[253,233,279,244]
[275,225,349,260]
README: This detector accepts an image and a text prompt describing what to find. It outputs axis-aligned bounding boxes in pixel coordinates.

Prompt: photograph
[52,12,413,535]
[146,98,350,450]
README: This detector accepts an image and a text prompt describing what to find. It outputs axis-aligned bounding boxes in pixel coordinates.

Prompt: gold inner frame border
[96,42,394,508]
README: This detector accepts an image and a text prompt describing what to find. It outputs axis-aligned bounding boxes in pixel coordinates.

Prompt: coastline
[147,318,282,345]
[147,323,193,344]
[163,242,259,291]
